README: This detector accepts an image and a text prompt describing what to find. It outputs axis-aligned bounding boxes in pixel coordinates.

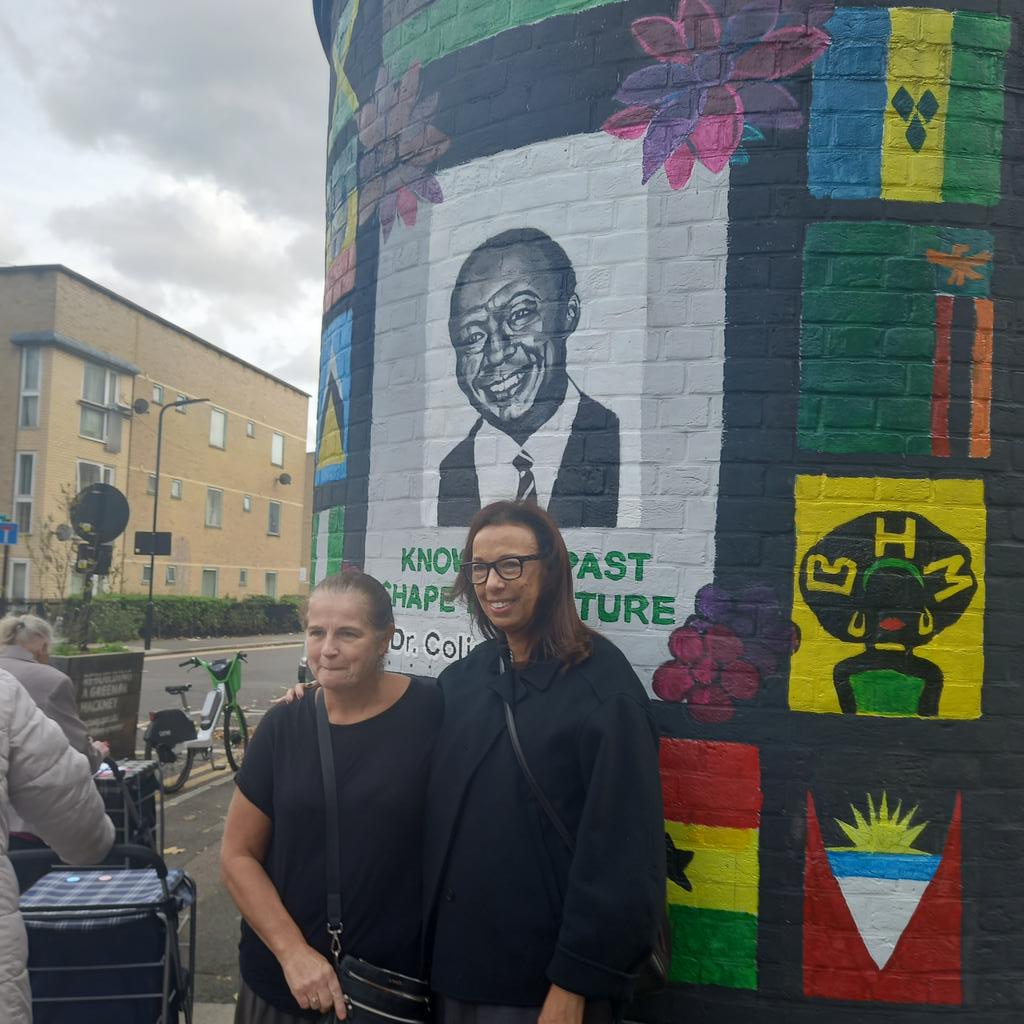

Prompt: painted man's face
[449,244,580,434]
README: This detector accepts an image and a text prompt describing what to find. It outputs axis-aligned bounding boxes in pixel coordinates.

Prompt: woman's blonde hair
[0,613,53,648]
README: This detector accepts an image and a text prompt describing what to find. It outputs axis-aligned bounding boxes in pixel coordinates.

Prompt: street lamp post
[143,397,209,650]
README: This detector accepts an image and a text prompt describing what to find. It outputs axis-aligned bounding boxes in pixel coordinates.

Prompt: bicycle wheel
[144,741,194,794]
[223,705,249,772]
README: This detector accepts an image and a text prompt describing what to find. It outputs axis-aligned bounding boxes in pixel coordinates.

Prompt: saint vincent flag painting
[660,740,762,990]
[808,8,1011,205]
[316,311,353,487]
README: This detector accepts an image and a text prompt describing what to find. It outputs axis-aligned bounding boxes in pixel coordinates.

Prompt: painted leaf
[734,81,802,130]
[408,174,443,204]
[664,143,696,189]
[602,104,656,140]
[641,91,703,181]
[631,16,692,63]
[723,0,783,47]
[676,0,722,49]
[691,86,744,173]
[378,191,398,241]
[616,62,697,108]
[396,185,418,227]
[731,25,831,80]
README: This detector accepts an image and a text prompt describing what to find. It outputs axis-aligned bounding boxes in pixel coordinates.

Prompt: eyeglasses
[463,554,543,584]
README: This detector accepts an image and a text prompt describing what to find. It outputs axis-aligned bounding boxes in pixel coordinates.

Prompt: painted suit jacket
[436,391,620,528]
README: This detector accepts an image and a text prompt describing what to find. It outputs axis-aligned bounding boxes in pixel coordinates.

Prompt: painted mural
[790,475,985,719]
[661,739,762,989]
[312,0,1020,1016]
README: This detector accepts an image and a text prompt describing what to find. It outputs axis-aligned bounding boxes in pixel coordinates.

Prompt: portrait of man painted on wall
[437,228,620,528]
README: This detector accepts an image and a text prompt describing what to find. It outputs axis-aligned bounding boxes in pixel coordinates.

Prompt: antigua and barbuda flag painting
[804,790,962,1005]
[808,7,1011,205]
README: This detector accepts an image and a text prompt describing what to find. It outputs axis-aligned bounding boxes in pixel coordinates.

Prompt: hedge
[51,595,303,643]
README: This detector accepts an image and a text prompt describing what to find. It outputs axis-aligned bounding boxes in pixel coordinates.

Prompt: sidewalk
[194,1003,234,1023]
[124,632,304,656]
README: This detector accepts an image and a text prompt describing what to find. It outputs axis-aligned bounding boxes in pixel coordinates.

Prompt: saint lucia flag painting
[316,310,352,486]
[808,8,1011,205]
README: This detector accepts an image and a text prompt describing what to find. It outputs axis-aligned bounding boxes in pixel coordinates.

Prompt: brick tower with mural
[309,1,1020,1018]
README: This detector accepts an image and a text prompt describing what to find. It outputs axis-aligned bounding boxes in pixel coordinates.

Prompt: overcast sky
[0,3,329,447]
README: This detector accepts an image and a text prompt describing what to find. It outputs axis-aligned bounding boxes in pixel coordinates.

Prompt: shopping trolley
[16,843,196,1024]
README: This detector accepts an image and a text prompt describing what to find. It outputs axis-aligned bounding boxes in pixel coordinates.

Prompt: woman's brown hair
[449,501,593,667]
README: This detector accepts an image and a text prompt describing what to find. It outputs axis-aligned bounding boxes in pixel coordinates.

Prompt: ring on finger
[310,994,321,1008]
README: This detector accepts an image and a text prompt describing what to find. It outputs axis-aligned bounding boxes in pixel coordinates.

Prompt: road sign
[76,543,113,576]
[134,531,172,556]
[0,522,19,546]
[71,484,130,544]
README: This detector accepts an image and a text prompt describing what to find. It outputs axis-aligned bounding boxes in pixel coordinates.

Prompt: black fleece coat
[423,635,665,1004]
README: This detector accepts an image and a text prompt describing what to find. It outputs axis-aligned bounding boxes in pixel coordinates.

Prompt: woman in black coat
[424,501,665,1024]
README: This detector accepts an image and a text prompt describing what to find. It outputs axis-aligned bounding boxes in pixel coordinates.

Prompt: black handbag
[314,691,433,1024]
[501,665,671,995]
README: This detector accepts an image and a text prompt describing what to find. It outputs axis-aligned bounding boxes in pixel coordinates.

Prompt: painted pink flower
[603,0,832,189]
[357,62,449,241]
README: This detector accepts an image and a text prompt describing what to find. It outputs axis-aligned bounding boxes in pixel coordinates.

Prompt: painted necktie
[513,451,538,504]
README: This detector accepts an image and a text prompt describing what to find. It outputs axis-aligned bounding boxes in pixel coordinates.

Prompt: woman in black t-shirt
[221,571,442,1023]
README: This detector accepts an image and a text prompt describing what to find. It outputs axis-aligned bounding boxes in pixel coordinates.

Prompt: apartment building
[0,265,310,602]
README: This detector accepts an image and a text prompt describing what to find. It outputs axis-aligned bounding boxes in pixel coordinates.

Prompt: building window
[201,569,218,598]
[9,561,28,602]
[271,432,284,467]
[152,383,164,404]
[267,501,281,536]
[205,487,223,528]
[246,420,255,438]
[147,474,157,495]
[170,479,183,500]
[19,348,41,428]
[77,462,115,491]
[14,452,34,535]
[239,568,248,587]
[165,565,178,585]
[264,572,278,599]
[175,393,188,413]
[80,363,117,441]
[142,564,152,584]
[242,494,252,513]
[210,408,227,449]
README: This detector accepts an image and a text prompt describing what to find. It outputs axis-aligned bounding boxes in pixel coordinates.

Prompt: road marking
[144,642,302,662]
[165,768,238,808]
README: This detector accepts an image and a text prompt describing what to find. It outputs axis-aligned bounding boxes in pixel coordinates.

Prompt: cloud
[19,1,329,224]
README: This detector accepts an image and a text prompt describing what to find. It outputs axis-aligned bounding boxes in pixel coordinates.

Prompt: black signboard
[134,531,172,556]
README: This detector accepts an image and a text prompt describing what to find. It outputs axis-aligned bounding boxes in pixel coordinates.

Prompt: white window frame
[242,494,252,513]
[165,565,178,585]
[19,348,41,428]
[142,564,153,584]
[80,363,118,441]
[13,452,34,536]
[77,461,115,492]
[264,571,278,599]
[267,500,281,536]
[209,408,227,449]
[8,559,29,602]
[271,432,284,467]
[205,487,223,528]
[239,568,248,587]
[201,568,219,598]
[152,383,164,404]
[246,420,255,438]
[175,393,188,413]
[146,474,157,495]
[170,478,183,500]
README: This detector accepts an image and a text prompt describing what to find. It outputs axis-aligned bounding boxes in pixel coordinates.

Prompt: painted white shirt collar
[474,377,582,512]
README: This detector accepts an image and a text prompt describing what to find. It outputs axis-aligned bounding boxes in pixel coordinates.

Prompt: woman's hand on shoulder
[272,681,319,706]
[279,942,346,1019]
[538,984,585,1024]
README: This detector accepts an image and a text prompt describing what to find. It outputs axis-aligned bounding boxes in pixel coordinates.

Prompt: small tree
[22,483,79,602]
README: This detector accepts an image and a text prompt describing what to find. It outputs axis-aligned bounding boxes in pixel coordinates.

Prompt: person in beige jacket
[0,667,115,1024]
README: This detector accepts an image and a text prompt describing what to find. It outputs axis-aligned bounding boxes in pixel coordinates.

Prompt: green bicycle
[143,652,249,793]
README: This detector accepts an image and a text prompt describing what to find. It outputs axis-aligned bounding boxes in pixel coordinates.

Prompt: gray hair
[0,613,54,648]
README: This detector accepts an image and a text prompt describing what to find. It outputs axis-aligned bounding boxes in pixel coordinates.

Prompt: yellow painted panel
[789,476,985,719]
[665,821,759,916]
[881,8,953,203]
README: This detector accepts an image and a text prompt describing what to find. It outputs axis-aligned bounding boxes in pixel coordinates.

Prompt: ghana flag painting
[808,8,1011,205]
[660,739,762,990]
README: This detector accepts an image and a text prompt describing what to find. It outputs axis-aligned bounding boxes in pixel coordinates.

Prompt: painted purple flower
[603,0,832,189]
[357,62,450,241]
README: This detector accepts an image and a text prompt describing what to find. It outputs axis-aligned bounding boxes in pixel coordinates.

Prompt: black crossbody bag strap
[500,653,576,853]
[315,690,344,964]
